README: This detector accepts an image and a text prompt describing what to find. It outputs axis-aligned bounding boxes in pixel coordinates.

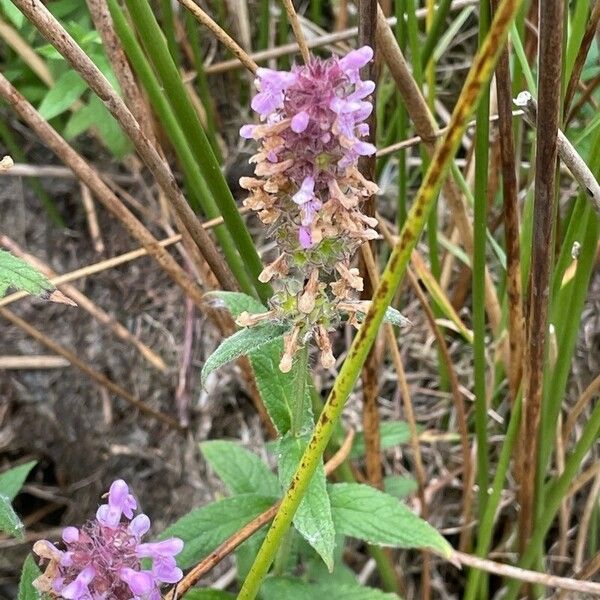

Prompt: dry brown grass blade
[453,551,600,595]
[378,217,472,554]
[360,243,429,597]
[519,0,564,555]
[492,0,524,405]
[12,0,238,294]
[80,183,105,254]
[0,307,182,430]
[85,0,156,143]
[562,373,600,444]
[0,72,209,313]
[563,0,600,118]
[0,235,168,373]
[0,356,70,369]
[375,6,504,337]
[176,0,258,73]
[280,0,310,63]
[0,211,250,309]
[202,0,479,74]
[0,15,53,86]
[573,472,600,571]
[357,0,383,492]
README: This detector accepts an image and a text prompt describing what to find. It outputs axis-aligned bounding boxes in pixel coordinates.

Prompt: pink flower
[33,480,183,600]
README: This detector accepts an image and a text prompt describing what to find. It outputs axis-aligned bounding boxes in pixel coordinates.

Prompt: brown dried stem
[85,0,155,143]
[453,551,600,595]
[563,0,600,118]
[358,0,383,492]
[280,0,310,63]
[378,217,472,553]
[492,0,523,404]
[0,307,182,430]
[519,0,564,553]
[12,0,238,294]
[202,0,479,75]
[360,243,429,597]
[375,6,503,336]
[0,73,209,312]
[175,0,258,73]
[0,211,250,309]
[0,236,167,373]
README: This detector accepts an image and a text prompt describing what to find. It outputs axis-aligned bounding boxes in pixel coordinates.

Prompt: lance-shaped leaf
[278,435,335,570]
[350,421,413,459]
[0,494,25,539]
[329,483,452,557]
[201,322,289,387]
[0,461,36,501]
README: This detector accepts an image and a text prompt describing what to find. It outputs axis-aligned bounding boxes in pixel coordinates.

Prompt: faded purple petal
[251,90,285,117]
[353,140,377,156]
[239,124,256,139]
[136,538,184,560]
[61,566,95,599]
[292,176,315,205]
[107,479,136,519]
[299,226,312,248]
[128,513,151,538]
[120,568,155,596]
[152,556,183,583]
[62,527,79,544]
[291,110,310,133]
[339,46,373,73]
[96,503,121,528]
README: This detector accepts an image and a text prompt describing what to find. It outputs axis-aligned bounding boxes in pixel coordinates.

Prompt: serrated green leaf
[0,250,54,297]
[0,493,25,539]
[182,590,235,599]
[201,323,289,387]
[278,434,335,570]
[383,475,418,499]
[329,483,452,557]
[249,339,312,435]
[261,577,400,600]
[350,421,413,459]
[159,494,276,568]
[0,461,36,501]
[38,70,87,120]
[200,441,279,497]
[204,291,267,317]
[18,555,41,600]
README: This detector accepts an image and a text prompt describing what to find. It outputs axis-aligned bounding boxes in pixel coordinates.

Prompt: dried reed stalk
[375,7,503,336]
[0,73,208,313]
[492,0,523,404]
[85,0,156,143]
[0,307,181,430]
[12,0,238,294]
[0,236,167,372]
[519,0,564,554]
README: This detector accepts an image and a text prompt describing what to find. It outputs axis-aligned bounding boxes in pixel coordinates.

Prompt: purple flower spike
[33,480,183,600]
